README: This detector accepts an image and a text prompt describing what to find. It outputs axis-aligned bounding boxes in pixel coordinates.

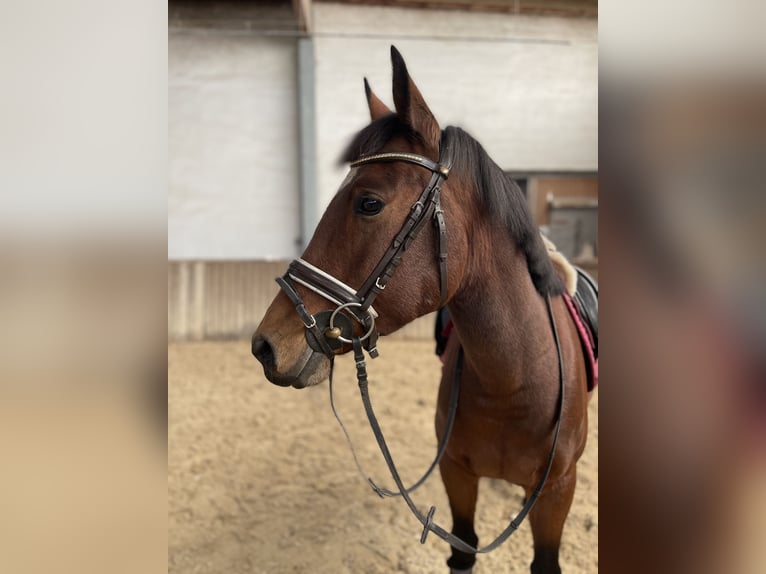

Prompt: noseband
[276,139,451,359]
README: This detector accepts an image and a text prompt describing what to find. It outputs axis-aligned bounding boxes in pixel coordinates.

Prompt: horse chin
[262,349,330,389]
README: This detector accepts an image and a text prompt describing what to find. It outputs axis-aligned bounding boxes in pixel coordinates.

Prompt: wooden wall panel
[529,175,598,226]
[168,261,436,341]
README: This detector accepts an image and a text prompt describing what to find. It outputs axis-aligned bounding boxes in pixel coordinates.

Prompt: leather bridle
[274,130,565,555]
[276,136,451,360]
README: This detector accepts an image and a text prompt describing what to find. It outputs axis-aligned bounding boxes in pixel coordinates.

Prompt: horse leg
[526,468,577,574]
[440,454,479,573]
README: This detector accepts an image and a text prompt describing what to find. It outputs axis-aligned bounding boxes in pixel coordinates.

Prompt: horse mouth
[259,347,330,389]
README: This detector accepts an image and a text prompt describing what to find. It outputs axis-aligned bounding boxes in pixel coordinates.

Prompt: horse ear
[364,78,392,121]
[390,45,440,151]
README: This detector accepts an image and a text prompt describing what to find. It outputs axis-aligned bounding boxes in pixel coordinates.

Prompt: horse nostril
[252,334,275,369]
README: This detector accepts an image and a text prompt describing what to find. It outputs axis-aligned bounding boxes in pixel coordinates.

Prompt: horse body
[253,47,590,574]
[435,225,588,572]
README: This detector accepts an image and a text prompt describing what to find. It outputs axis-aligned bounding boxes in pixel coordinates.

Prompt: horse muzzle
[252,332,330,389]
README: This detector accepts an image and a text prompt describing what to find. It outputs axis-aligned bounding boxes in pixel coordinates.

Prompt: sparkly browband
[350,152,450,177]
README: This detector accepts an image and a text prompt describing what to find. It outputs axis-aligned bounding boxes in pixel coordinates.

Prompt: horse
[252,46,591,574]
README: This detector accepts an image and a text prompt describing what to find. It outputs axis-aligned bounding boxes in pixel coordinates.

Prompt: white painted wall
[313,3,598,214]
[167,4,597,260]
[168,31,300,260]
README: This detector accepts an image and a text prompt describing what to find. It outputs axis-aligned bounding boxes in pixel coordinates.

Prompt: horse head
[252,47,470,388]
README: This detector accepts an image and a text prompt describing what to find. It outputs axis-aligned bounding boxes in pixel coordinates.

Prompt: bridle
[276,136,451,360]
[275,129,564,555]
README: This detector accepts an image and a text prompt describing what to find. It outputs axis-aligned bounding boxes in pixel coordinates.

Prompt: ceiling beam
[292,0,313,31]
[313,0,597,18]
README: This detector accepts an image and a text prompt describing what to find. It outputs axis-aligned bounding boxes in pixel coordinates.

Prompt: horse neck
[448,223,552,394]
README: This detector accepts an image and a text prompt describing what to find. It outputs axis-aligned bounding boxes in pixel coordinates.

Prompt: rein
[329,342,463,500]
[275,133,566,554]
[345,295,564,554]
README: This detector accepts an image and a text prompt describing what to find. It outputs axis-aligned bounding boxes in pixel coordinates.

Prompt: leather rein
[275,132,565,554]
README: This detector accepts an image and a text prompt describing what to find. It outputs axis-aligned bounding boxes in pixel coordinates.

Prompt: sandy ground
[169,341,598,574]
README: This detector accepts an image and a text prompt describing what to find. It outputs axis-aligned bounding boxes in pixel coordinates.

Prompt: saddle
[543,235,598,388]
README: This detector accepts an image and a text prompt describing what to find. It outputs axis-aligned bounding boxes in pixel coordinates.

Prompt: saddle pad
[434,307,452,360]
[563,292,598,391]
[573,267,598,357]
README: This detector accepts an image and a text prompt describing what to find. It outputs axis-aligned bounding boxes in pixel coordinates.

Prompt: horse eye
[355,195,384,216]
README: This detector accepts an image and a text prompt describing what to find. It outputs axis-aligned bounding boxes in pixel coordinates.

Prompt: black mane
[342,119,563,296]
[442,126,564,296]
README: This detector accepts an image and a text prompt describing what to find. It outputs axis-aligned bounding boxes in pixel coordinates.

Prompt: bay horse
[253,47,590,574]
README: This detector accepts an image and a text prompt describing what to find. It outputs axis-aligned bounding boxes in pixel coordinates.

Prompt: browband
[350,152,450,177]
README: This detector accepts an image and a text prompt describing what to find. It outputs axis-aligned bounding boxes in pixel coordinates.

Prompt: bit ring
[328,302,376,344]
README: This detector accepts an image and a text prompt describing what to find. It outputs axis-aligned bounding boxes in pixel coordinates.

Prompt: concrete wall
[168,30,301,260]
[312,3,598,218]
